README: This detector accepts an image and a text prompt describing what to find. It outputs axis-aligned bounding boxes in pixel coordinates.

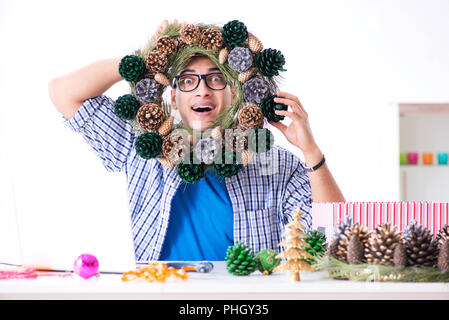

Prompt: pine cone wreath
[365,223,402,265]
[302,230,328,264]
[156,36,177,56]
[225,241,256,276]
[118,55,147,82]
[222,20,248,47]
[199,28,223,50]
[437,240,449,272]
[136,103,165,132]
[393,242,408,268]
[145,50,168,74]
[227,47,253,72]
[260,94,288,123]
[335,223,370,263]
[255,48,286,77]
[135,132,162,159]
[347,235,364,265]
[214,150,242,178]
[247,128,274,154]
[435,224,449,249]
[114,94,140,120]
[179,24,201,45]
[135,78,160,104]
[242,77,269,104]
[403,220,437,267]
[177,157,205,184]
[238,104,264,129]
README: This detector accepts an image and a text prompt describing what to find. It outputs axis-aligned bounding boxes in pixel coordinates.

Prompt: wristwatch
[304,154,325,173]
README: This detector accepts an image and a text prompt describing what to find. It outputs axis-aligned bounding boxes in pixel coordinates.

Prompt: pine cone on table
[435,225,449,249]
[403,220,437,267]
[393,242,408,268]
[335,223,370,263]
[437,240,449,272]
[365,223,402,265]
[225,241,256,276]
[347,235,364,264]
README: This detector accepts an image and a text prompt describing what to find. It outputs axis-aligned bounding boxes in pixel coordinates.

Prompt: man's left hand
[268,91,322,162]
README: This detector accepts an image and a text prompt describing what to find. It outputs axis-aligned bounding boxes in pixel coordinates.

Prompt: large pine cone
[199,28,223,50]
[114,94,140,120]
[118,55,146,82]
[347,236,364,264]
[179,24,201,45]
[393,242,408,267]
[335,223,370,263]
[302,230,328,264]
[144,50,168,74]
[260,94,288,123]
[437,240,449,272]
[224,128,248,152]
[225,241,256,276]
[255,48,286,77]
[136,103,165,132]
[162,133,188,165]
[214,151,242,178]
[238,104,264,129]
[365,223,402,265]
[156,36,177,55]
[403,220,437,267]
[222,20,248,47]
[177,160,205,184]
[135,132,162,159]
[436,225,449,249]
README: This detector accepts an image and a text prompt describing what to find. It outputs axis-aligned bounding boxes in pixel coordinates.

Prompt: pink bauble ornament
[73,254,99,279]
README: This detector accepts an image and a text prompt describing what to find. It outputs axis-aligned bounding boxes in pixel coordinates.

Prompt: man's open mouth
[191,105,214,113]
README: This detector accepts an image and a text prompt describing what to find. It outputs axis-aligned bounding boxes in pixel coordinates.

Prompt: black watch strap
[304,154,325,172]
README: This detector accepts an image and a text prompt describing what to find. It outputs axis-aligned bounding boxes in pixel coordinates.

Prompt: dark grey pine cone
[228,47,253,72]
[403,220,437,267]
[135,78,160,104]
[242,77,269,104]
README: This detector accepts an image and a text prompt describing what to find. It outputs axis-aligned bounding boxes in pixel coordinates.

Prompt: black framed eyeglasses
[173,73,228,92]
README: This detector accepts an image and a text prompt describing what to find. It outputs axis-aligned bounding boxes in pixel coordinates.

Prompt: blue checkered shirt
[63,95,313,261]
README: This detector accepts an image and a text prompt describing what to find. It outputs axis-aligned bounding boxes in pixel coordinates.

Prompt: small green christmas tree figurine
[273,206,314,281]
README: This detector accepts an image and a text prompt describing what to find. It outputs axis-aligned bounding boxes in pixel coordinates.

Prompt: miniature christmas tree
[273,206,314,281]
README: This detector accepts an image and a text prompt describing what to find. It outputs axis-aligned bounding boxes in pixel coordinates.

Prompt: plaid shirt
[63,95,313,261]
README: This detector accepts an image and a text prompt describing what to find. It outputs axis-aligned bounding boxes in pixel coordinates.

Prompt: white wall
[1,0,449,234]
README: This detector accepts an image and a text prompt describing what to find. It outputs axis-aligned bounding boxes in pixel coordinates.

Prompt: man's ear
[171,89,178,110]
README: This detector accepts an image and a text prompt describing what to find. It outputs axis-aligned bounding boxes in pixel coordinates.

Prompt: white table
[1,261,449,300]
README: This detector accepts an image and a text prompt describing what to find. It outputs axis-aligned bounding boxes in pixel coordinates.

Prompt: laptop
[0,155,137,274]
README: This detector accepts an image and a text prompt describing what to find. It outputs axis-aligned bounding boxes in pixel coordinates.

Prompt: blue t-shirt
[159,168,234,261]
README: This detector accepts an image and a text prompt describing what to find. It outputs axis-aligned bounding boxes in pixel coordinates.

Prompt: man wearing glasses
[48,21,344,262]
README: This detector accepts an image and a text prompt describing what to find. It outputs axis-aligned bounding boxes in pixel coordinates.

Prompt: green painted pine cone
[260,94,288,123]
[247,128,274,154]
[222,20,248,47]
[114,94,140,120]
[177,158,205,183]
[255,249,280,275]
[118,55,147,82]
[225,241,256,276]
[255,48,286,77]
[214,150,242,178]
[302,230,328,264]
[135,132,162,159]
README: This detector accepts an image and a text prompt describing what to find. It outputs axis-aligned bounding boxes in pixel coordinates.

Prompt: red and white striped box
[312,202,449,241]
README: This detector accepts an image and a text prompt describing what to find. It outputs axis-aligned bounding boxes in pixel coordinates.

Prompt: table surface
[1,261,449,299]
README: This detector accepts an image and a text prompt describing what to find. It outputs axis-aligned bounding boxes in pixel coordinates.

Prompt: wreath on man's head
[115,20,288,183]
